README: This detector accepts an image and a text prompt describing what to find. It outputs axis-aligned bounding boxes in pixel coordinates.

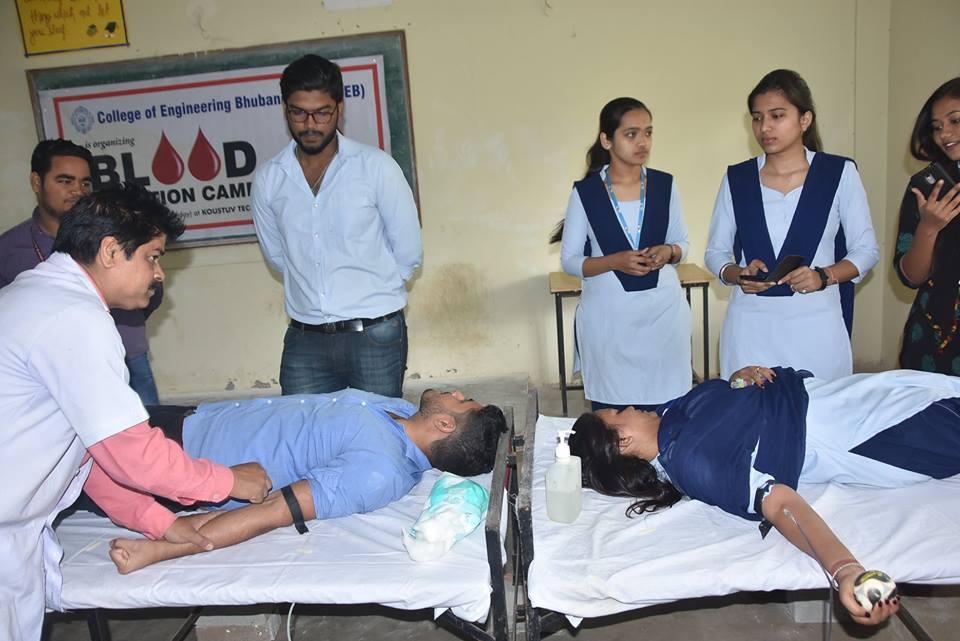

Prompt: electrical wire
[286,602,297,641]
[782,508,834,641]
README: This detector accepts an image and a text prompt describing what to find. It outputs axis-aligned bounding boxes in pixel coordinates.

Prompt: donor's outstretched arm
[109,480,315,575]
[761,484,899,626]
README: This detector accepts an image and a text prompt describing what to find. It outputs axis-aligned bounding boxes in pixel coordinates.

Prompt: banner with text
[36,55,390,245]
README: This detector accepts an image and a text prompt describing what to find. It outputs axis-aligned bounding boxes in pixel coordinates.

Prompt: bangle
[719,262,737,285]
[828,558,864,590]
[669,244,678,264]
[827,557,859,576]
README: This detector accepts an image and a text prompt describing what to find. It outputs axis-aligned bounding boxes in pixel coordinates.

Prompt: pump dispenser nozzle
[555,430,575,459]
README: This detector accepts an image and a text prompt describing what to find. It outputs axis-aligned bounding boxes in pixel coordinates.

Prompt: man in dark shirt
[0,139,164,404]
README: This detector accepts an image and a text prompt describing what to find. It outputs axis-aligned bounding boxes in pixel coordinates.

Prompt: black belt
[145,406,197,446]
[290,310,401,334]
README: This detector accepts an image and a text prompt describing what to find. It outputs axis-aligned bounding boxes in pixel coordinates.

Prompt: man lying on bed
[571,366,960,626]
[95,388,506,574]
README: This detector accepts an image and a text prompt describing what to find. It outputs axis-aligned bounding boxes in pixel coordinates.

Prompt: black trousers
[143,404,197,445]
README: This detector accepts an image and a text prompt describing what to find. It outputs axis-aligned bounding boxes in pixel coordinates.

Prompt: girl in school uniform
[559,97,691,410]
[570,365,960,627]
[894,77,960,375]
[705,70,880,380]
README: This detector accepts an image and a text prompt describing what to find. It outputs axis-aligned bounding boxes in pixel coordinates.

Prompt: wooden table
[549,263,714,416]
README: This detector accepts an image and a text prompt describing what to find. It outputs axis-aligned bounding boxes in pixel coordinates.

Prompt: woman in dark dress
[895,77,960,374]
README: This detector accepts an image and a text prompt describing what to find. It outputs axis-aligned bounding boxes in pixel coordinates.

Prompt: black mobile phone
[910,163,957,200]
[739,254,805,282]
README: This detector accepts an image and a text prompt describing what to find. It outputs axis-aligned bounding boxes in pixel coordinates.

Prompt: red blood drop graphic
[188,128,221,181]
[151,132,184,185]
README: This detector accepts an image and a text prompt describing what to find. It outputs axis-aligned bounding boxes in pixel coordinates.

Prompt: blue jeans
[279,311,407,397]
[126,352,160,405]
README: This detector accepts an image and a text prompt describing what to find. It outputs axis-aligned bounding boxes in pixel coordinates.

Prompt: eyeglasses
[286,105,338,124]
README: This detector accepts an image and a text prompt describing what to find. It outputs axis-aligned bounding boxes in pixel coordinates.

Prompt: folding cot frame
[66,403,521,641]
[510,394,941,641]
[61,392,946,641]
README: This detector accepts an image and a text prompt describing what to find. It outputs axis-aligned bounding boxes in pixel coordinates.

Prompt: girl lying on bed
[569,366,960,626]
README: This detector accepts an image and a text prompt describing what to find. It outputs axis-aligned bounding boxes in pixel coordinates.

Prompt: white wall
[0,0,948,396]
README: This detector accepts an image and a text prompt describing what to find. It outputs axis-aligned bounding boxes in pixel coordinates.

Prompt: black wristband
[814,267,828,291]
[281,484,309,535]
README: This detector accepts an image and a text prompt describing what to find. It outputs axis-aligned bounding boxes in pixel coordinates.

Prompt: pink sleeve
[88,420,235,505]
[83,460,176,540]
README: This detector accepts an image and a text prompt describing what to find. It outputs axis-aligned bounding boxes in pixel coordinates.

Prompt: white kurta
[0,253,148,641]
[560,168,691,405]
[704,150,880,380]
[801,369,960,485]
[743,369,960,513]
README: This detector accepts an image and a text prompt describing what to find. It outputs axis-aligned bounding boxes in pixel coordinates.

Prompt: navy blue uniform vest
[728,153,855,334]
[574,169,672,291]
[656,367,810,522]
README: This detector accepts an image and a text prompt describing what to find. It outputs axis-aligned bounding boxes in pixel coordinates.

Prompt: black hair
[909,77,960,163]
[747,69,823,152]
[585,97,651,176]
[31,139,93,179]
[568,412,682,517]
[52,182,186,264]
[280,54,344,103]
[429,405,507,476]
[549,97,651,244]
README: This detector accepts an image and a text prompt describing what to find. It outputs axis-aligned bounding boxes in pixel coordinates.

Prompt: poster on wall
[27,33,418,247]
[15,0,129,56]
[35,59,389,245]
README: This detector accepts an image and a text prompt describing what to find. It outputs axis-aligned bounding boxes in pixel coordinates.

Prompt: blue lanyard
[603,167,647,250]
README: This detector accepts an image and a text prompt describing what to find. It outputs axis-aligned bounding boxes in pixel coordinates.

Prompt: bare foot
[109,538,158,575]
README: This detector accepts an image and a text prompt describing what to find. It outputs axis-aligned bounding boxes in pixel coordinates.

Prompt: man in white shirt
[252,54,422,397]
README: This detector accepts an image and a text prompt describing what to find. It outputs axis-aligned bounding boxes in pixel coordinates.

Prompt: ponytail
[585,97,651,178]
[550,97,651,244]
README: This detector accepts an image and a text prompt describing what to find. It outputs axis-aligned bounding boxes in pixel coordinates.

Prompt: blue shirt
[251,134,423,323]
[182,389,432,518]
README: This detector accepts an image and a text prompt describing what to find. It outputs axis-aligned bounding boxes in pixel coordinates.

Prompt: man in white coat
[0,183,271,641]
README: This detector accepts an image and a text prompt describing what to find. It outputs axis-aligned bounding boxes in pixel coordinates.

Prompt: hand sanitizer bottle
[545,429,582,523]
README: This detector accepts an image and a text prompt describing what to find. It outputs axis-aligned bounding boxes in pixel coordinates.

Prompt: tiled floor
[44,377,958,641]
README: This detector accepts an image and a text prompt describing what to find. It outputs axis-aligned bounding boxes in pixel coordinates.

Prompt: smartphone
[739,254,805,282]
[910,163,957,200]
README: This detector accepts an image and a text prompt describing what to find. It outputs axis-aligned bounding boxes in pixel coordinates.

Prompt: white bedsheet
[529,415,960,621]
[56,469,499,622]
